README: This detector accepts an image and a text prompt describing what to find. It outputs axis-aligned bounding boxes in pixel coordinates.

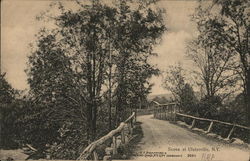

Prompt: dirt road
[133,115,249,161]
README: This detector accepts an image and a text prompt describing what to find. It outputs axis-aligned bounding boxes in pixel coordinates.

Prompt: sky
[1,0,198,95]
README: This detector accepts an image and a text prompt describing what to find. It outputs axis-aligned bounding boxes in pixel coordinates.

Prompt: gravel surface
[133,115,250,161]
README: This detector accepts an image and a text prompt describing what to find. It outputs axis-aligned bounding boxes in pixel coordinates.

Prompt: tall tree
[211,0,250,124]
[0,73,18,148]
[0,73,15,104]
[162,64,186,101]
[187,4,239,101]
[26,29,87,157]
[162,64,197,113]
[113,0,165,124]
[26,1,166,157]
[190,0,249,124]
[27,1,119,152]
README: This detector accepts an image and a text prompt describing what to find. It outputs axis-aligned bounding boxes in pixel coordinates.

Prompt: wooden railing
[153,102,177,121]
[77,112,136,160]
[175,112,250,140]
[152,101,250,141]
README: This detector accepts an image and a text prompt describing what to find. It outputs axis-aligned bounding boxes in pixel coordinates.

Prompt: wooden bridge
[78,101,250,161]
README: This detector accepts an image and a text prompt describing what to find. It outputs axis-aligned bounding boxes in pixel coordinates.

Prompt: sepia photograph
[1,0,249,160]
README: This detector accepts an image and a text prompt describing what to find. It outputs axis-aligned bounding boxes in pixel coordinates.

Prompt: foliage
[21,0,165,159]
[162,64,197,113]
[0,73,15,104]
[191,0,250,123]
[47,121,87,159]
[151,96,170,104]
[0,74,19,149]
[25,28,86,154]
[219,93,248,125]
[112,0,165,124]
[179,83,198,114]
[162,64,185,100]
[187,5,239,101]
[211,0,250,124]
[195,95,222,118]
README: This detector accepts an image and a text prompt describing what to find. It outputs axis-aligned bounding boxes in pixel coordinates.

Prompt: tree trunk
[245,69,250,125]
[108,39,112,131]
[91,101,97,141]
[115,52,127,126]
[86,102,92,142]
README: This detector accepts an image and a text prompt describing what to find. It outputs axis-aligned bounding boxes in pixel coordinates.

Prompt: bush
[0,103,20,149]
[48,122,87,159]
[195,96,222,118]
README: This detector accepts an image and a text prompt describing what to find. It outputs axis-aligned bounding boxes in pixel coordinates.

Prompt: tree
[152,96,169,104]
[112,0,165,124]
[162,64,185,101]
[191,0,250,124]
[25,0,165,158]
[26,2,119,158]
[0,73,15,104]
[162,64,197,113]
[187,5,239,101]
[26,30,87,158]
[179,83,198,113]
[0,73,18,148]
[211,0,250,125]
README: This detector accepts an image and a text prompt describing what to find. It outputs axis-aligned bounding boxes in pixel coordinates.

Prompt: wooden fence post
[173,109,176,122]
[164,106,167,120]
[226,125,235,140]
[170,106,172,121]
[191,119,196,129]
[206,121,213,133]
[134,110,137,122]
[130,121,133,136]
[104,147,112,161]
[159,108,161,119]
[162,107,164,120]
[167,106,169,120]
[93,150,98,161]
[121,129,125,144]
[112,136,117,155]
[130,125,133,137]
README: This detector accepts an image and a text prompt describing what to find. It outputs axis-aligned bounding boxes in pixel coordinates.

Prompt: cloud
[1,0,198,94]
[149,30,193,95]
[1,26,34,90]
[148,1,198,95]
[1,0,51,90]
[151,30,192,70]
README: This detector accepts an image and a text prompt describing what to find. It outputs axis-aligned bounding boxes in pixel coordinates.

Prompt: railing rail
[152,101,250,141]
[77,112,136,160]
[175,113,250,130]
